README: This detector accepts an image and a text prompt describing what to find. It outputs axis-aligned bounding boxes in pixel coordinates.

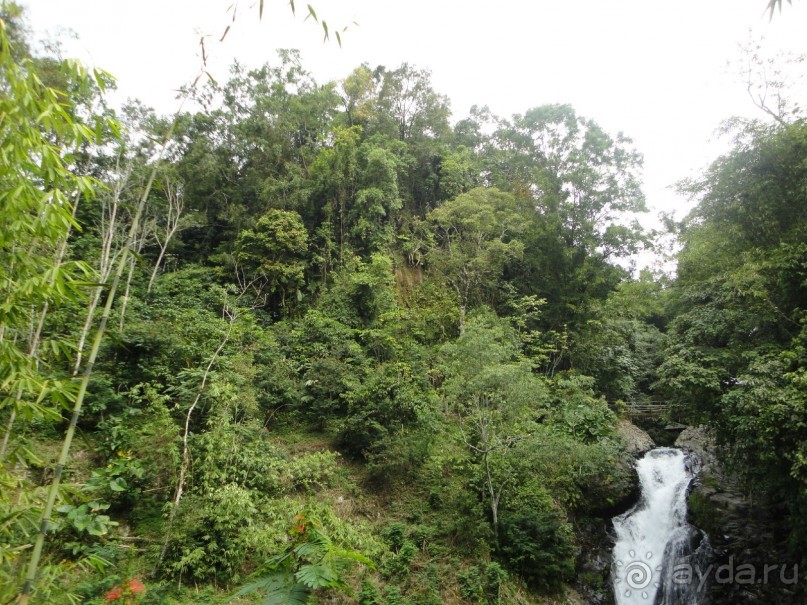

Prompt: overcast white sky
[24,0,807,233]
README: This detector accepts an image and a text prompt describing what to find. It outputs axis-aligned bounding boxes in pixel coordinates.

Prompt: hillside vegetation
[1,4,805,603]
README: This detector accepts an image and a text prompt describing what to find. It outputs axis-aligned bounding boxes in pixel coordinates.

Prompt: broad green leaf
[295,563,338,588]
[265,583,310,605]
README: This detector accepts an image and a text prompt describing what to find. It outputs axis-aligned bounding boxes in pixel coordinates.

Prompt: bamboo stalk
[16,143,166,605]
[2,198,79,461]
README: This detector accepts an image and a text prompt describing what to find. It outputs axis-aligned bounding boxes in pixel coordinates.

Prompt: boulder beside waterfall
[616,419,656,456]
[674,425,720,477]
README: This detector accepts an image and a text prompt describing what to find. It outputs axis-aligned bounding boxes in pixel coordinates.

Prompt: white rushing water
[612,448,710,605]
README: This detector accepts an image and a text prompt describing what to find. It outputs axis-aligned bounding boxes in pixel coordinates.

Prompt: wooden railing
[618,401,679,419]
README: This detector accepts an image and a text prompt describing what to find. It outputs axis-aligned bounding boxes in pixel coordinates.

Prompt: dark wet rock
[675,426,803,604]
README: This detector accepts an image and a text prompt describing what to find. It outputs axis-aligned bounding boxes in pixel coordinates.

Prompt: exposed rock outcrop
[676,426,802,604]
[675,425,719,475]
[615,419,655,456]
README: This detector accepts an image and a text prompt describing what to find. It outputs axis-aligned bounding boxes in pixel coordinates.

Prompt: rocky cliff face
[675,426,803,604]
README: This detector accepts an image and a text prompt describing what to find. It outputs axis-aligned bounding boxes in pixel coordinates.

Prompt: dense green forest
[1,3,806,603]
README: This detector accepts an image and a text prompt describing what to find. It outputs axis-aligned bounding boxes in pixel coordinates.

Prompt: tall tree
[233,208,309,310]
[477,104,647,329]
[658,117,807,559]
[427,187,528,323]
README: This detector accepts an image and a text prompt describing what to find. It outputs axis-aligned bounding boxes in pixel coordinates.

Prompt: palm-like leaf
[293,529,330,559]
[295,562,340,589]
[230,511,372,604]
[228,574,311,604]
[264,582,311,605]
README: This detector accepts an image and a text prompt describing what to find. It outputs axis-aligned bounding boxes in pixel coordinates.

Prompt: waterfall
[611,448,711,605]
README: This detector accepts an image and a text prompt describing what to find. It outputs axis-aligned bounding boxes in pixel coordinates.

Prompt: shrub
[546,372,617,444]
[459,561,508,604]
[497,482,574,591]
[162,484,275,584]
[337,362,435,459]
[192,420,286,495]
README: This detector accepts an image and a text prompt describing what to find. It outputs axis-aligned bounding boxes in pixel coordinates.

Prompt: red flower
[126,578,146,594]
[104,578,146,603]
[104,586,123,602]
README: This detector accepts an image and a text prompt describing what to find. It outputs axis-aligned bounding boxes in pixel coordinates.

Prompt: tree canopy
[2,4,806,604]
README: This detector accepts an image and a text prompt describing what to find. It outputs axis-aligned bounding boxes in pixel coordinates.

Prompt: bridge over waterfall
[616,400,685,422]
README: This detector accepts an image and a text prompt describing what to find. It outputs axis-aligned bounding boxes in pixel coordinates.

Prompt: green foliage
[56,501,116,540]
[192,421,287,495]
[375,63,451,142]
[427,187,528,316]
[320,253,397,327]
[0,11,123,601]
[281,309,366,423]
[365,425,435,483]
[458,562,508,604]
[497,481,575,591]
[231,509,373,604]
[234,208,308,310]
[163,483,267,583]
[546,373,617,444]
[338,362,436,459]
[687,489,725,537]
[571,275,667,400]
[194,420,341,495]
[380,539,417,579]
[394,278,460,345]
[126,384,181,497]
[0,13,675,602]
[437,146,479,201]
[377,522,419,579]
[85,450,145,507]
[511,428,632,513]
[159,416,347,585]
[350,145,403,253]
[721,350,807,493]
[679,121,807,256]
[0,12,104,423]
[359,579,383,605]
[659,118,807,558]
